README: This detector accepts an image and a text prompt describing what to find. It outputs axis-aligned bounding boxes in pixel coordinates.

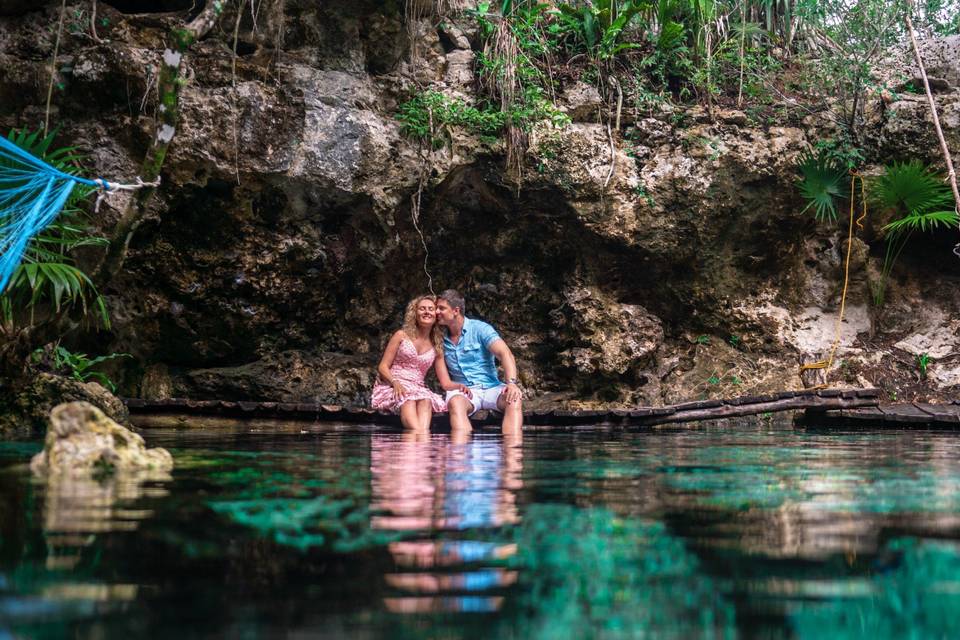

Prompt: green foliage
[802,0,907,134]
[555,0,649,60]
[797,150,848,222]
[813,136,865,171]
[396,89,567,147]
[0,128,109,330]
[873,160,957,232]
[35,345,131,392]
[916,352,931,379]
[869,160,957,306]
[396,91,505,146]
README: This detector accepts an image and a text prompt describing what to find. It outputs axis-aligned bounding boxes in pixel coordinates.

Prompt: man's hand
[503,382,522,404]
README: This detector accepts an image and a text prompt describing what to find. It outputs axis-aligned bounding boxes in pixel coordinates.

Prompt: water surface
[2,420,960,638]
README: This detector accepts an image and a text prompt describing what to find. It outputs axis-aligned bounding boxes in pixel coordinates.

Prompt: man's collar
[443,316,468,341]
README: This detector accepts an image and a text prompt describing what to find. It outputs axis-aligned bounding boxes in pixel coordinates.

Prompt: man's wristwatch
[505,378,519,385]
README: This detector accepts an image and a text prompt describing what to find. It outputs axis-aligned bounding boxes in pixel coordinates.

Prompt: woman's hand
[456,384,472,398]
[392,381,408,401]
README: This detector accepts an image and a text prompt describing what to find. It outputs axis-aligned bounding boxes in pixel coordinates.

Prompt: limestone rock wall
[0,1,957,410]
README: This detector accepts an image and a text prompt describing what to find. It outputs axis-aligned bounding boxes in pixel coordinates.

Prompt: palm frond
[797,151,847,222]
[0,128,109,328]
[0,128,98,292]
[883,210,959,235]
[869,160,954,217]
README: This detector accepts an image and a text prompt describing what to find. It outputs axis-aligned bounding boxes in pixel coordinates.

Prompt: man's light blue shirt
[443,317,502,388]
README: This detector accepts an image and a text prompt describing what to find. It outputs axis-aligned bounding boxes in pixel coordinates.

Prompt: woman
[371,295,459,431]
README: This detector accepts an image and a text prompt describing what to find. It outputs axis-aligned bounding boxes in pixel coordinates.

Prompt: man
[435,289,522,436]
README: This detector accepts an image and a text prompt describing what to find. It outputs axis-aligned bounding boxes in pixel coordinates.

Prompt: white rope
[92,176,162,213]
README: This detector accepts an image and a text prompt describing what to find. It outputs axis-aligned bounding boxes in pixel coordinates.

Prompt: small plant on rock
[797,149,848,222]
[44,345,131,392]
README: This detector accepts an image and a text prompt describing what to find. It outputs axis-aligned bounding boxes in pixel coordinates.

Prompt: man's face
[435,299,458,326]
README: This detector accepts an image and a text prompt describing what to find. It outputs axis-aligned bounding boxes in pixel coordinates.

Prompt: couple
[370,289,522,436]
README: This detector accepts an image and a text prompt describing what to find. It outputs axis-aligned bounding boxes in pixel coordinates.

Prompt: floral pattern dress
[371,338,446,413]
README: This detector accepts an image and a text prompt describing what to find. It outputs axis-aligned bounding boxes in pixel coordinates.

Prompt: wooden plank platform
[807,402,960,429]
[125,388,881,429]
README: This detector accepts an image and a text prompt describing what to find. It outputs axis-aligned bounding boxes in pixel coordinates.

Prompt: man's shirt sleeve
[478,321,501,348]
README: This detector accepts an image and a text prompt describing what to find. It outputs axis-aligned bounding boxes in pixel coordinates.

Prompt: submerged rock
[30,402,173,476]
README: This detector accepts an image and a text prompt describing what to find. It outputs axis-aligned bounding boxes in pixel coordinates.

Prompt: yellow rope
[799,172,867,386]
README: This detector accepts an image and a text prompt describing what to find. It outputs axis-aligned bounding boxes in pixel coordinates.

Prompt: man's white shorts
[445,385,506,416]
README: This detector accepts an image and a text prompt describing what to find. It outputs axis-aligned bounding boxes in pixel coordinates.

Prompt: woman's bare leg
[416,399,433,431]
[399,400,419,430]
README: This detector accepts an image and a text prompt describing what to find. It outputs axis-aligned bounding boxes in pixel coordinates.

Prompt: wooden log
[799,352,827,389]
[124,389,882,428]
[815,403,960,428]
[645,395,878,427]
[913,403,960,424]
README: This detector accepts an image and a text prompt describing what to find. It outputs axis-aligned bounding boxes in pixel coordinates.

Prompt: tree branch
[94,0,226,288]
[904,1,960,234]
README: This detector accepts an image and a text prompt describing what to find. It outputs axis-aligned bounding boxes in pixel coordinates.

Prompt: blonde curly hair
[401,294,443,355]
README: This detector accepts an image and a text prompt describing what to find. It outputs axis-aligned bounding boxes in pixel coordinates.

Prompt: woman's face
[415,299,436,328]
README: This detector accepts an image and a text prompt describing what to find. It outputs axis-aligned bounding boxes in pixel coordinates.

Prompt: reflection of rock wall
[0,2,957,408]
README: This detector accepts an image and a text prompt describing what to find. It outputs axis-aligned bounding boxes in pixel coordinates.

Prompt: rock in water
[30,402,173,476]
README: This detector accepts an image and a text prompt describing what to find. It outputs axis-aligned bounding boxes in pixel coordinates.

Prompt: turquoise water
[2,420,960,638]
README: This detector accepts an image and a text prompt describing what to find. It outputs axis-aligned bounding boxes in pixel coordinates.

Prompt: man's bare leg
[447,395,474,442]
[497,393,523,440]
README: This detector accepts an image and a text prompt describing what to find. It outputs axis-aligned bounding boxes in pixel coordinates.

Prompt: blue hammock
[0,135,106,293]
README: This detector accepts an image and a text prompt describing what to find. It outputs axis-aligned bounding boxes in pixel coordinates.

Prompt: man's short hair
[439,289,465,315]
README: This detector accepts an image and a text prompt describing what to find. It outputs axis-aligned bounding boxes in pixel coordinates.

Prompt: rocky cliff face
[1,1,957,411]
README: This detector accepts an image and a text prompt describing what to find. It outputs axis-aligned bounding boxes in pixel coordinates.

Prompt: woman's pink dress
[371,338,446,413]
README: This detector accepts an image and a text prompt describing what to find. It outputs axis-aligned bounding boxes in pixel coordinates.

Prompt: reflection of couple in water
[371,289,523,437]
[370,433,523,613]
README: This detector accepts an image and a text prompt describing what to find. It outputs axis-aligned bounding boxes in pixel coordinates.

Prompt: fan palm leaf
[870,160,955,220]
[797,151,847,222]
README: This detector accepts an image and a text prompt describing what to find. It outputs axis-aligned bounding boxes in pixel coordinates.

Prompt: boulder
[561,81,603,122]
[30,402,173,476]
[0,373,129,437]
[554,285,664,377]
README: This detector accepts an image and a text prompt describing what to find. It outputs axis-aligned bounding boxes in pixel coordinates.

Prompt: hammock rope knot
[0,134,161,291]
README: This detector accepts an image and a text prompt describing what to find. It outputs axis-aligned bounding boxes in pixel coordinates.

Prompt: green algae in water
[662,441,960,513]
[498,503,737,640]
[181,448,405,552]
[0,441,43,460]
[791,538,960,639]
